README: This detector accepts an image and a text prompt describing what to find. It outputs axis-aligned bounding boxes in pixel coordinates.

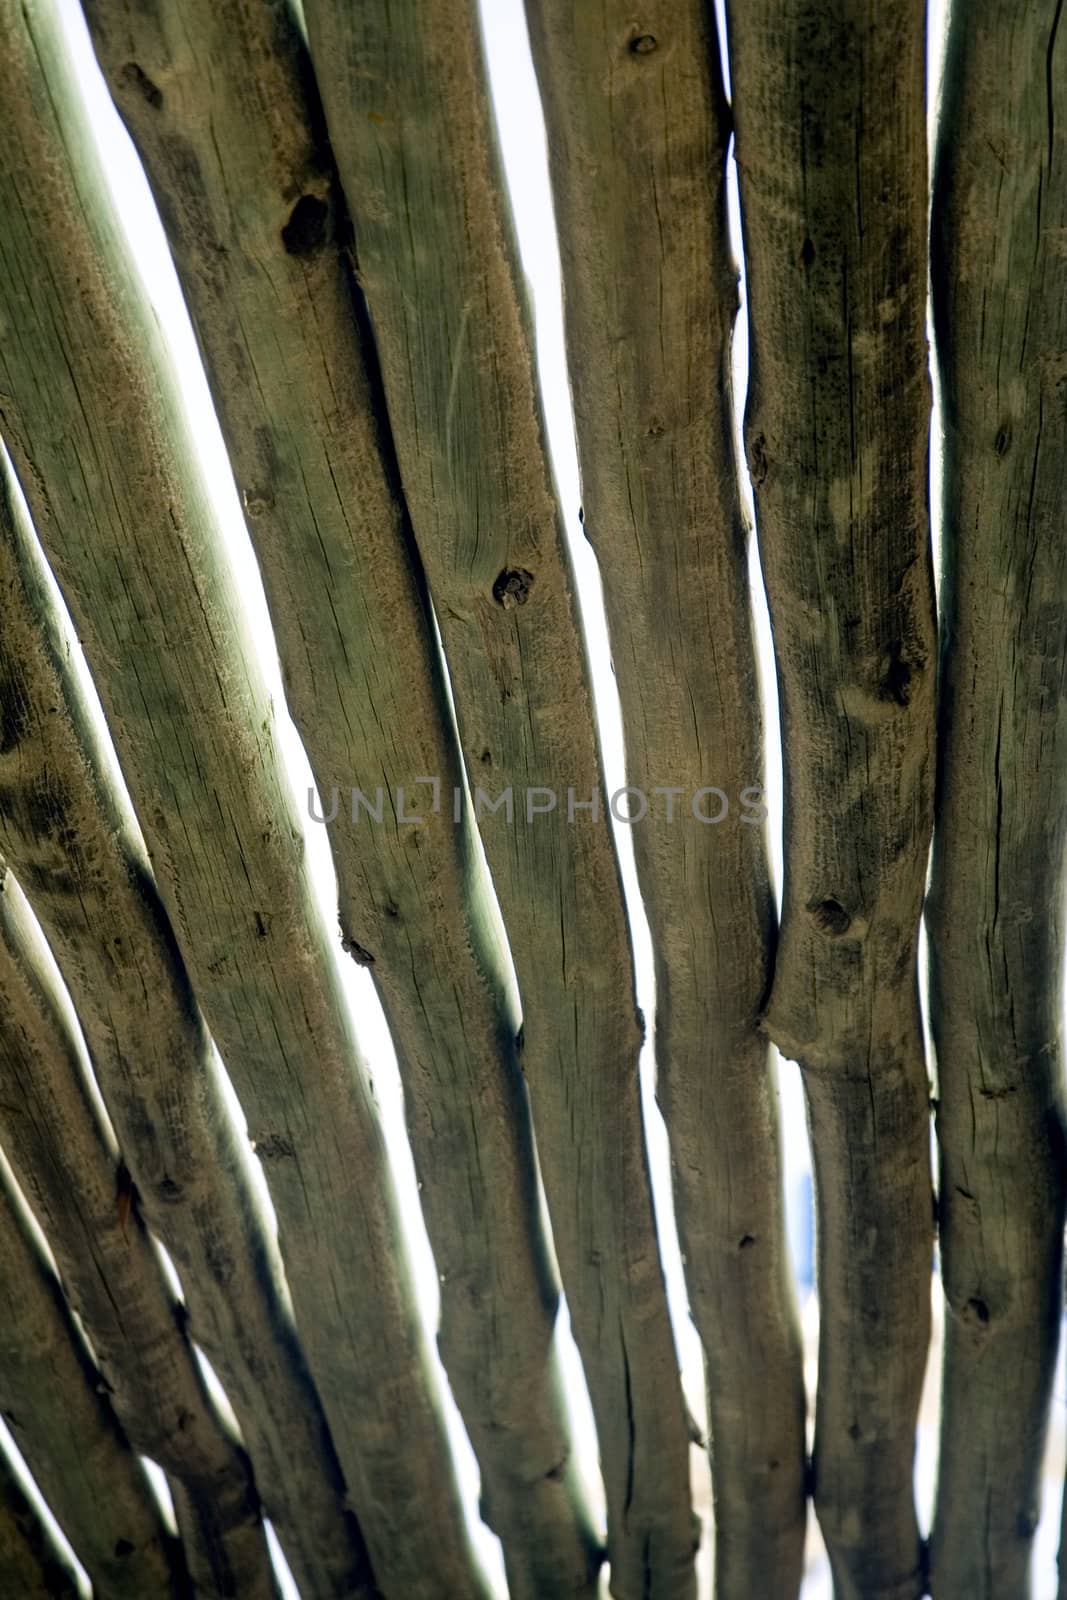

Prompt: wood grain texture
[0,852,275,1600]
[927,5,1067,1594]
[0,440,376,1599]
[0,1147,186,1598]
[304,2,699,1595]
[725,5,935,1596]
[0,3,482,1594]
[522,5,806,1595]
[0,1447,81,1599]
[81,2,597,1590]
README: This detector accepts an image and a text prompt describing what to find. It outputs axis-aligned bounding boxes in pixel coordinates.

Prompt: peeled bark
[0,4,481,1593]
[0,854,275,1600]
[523,5,806,1595]
[725,5,935,1596]
[0,1447,81,1599]
[927,7,1067,1594]
[0,441,375,1599]
[0,1149,185,1598]
[304,3,698,1596]
[81,2,597,1590]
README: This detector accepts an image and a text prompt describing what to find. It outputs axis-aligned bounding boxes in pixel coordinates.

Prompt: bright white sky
[6,1,1066,1597]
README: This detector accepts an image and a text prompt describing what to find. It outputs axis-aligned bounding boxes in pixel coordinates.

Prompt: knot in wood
[242,487,275,519]
[341,933,375,965]
[807,897,851,936]
[492,568,534,609]
[281,193,329,256]
[119,61,163,110]
[253,1132,295,1162]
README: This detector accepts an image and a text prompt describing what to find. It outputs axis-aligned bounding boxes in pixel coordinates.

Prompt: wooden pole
[523,5,807,1593]
[0,4,481,1592]
[81,1,597,1587]
[0,853,276,1600]
[0,1150,186,1598]
[0,1446,81,1599]
[0,442,375,1598]
[928,4,1067,1593]
[726,4,935,1595]
[305,1,699,1593]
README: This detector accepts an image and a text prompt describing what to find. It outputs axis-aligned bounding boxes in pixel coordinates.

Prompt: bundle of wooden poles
[0,1,1063,1596]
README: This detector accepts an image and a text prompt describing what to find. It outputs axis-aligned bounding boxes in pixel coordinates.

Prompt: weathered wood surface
[0,1444,81,1598]
[726,4,936,1596]
[0,3,482,1594]
[0,441,376,1598]
[927,6,1067,1594]
[82,2,596,1590]
[523,5,806,1593]
[0,1150,186,1598]
[304,2,699,1595]
[0,851,275,1600]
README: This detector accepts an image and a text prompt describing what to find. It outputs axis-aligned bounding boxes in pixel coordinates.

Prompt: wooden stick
[0,443,374,1598]
[0,4,481,1592]
[81,1,598,1589]
[521,6,807,1593]
[0,1446,81,1599]
[304,4,699,1595]
[0,1150,186,1598]
[0,854,276,1600]
[725,5,935,1596]
[927,6,1067,1593]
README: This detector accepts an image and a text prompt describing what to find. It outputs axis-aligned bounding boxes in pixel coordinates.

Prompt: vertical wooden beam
[928,4,1067,1593]
[726,5,935,1596]
[0,1150,187,1598]
[0,855,276,1600]
[81,1,597,1588]
[522,5,806,1594]
[0,4,483,1593]
[304,2,699,1594]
